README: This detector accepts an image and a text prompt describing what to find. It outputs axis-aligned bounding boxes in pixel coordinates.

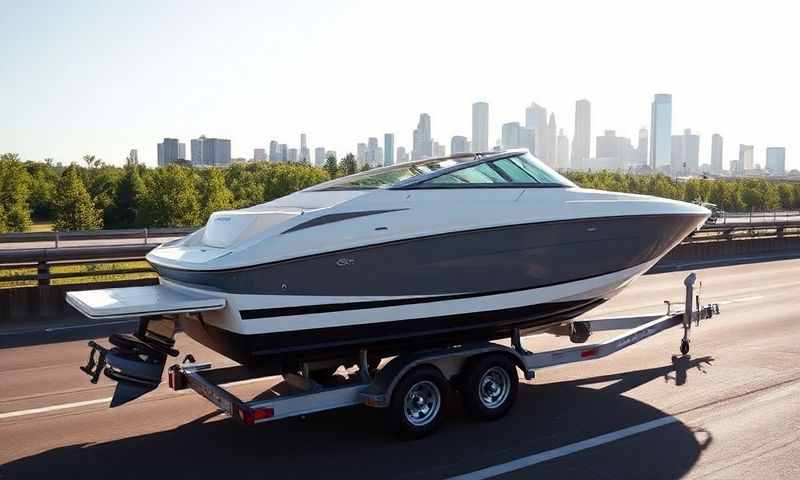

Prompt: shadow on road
[1,357,714,479]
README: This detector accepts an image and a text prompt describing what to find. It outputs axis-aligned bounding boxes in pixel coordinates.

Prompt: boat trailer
[157,273,719,437]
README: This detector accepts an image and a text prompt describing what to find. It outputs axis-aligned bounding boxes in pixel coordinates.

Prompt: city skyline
[1,1,796,171]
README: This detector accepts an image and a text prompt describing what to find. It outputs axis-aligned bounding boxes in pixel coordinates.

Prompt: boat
[70,149,709,405]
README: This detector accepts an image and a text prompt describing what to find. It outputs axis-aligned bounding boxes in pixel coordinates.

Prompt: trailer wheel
[462,354,518,421]
[389,366,448,439]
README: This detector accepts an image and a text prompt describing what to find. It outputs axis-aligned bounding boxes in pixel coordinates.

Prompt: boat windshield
[308,156,475,190]
[309,152,574,191]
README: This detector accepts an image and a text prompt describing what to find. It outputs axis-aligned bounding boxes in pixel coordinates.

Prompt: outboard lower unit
[80,316,179,407]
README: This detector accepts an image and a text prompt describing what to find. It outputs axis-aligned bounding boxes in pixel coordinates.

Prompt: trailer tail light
[239,406,274,425]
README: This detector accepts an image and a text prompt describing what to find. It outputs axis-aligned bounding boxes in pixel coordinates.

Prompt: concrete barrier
[0,278,157,331]
[653,237,800,272]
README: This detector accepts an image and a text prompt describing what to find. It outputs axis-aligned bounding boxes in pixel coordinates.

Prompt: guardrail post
[144,228,149,245]
[55,231,60,248]
[37,261,51,286]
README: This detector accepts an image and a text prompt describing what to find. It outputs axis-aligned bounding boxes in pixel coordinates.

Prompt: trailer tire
[461,354,518,421]
[389,365,448,439]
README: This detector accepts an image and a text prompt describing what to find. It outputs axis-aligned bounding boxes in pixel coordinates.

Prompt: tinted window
[427,163,507,184]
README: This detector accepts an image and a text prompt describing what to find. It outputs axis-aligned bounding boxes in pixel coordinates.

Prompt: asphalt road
[1,259,798,479]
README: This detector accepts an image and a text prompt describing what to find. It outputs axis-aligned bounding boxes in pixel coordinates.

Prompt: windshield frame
[306,149,575,191]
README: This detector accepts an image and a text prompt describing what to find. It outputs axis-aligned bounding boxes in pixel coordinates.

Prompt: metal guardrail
[0,227,195,247]
[1,222,799,287]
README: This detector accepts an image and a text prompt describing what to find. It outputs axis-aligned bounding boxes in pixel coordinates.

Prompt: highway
[1,259,799,479]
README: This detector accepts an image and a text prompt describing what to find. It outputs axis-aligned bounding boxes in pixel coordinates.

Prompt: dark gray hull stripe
[238,267,628,319]
[281,208,408,234]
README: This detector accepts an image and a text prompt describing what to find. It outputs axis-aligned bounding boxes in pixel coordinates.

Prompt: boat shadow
[1,356,714,480]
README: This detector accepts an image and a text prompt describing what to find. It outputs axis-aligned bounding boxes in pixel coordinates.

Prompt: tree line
[564,170,800,212]
[0,152,798,232]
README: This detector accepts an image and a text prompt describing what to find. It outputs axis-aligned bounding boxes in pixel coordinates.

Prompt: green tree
[82,154,103,169]
[26,162,58,220]
[340,153,357,176]
[0,153,33,231]
[323,154,338,178]
[108,165,147,227]
[54,165,103,230]
[200,168,235,221]
[138,165,200,227]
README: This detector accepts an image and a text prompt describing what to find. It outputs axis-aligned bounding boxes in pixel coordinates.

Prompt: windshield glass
[424,153,574,187]
[309,157,473,190]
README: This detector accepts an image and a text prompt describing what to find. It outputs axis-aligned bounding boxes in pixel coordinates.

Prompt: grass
[0,260,157,289]
[27,222,54,233]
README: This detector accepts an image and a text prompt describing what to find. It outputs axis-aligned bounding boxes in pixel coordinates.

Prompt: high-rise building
[396,146,410,164]
[157,138,183,166]
[650,94,672,170]
[268,140,279,161]
[299,133,309,163]
[288,148,298,162]
[637,128,648,165]
[191,136,231,166]
[596,130,636,170]
[525,102,548,159]
[557,129,569,169]
[738,144,754,174]
[432,140,446,158]
[127,149,138,165]
[472,102,489,152]
[501,122,521,149]
[671,129,699,173]
[710,134,723,173]
[519,127,534,155]
[412,113,433,160]
[766,147,786,174]
[278,144,288,162]
[384,133,395,166]
[545,113,557,166]
[571,99,591,170]
[314,147,326,166]
[451,135,469,154]
[254,148,267,162]
[356,142,367,166]
[365,137,383,167]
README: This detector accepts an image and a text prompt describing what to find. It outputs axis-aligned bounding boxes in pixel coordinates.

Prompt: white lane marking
[448,416,679,480]
[715,295,764,306]
[0,375,277,420]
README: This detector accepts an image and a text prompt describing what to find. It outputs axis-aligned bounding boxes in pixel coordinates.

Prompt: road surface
[1,259,798,479]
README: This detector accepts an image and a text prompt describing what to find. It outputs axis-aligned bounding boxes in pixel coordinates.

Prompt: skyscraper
[471,102,489,152]
[269,140,279,161]
[288,148,298,162]
[650,94,672,170]
[451,135,469,154]
[157,138,183,166]
[191,136,231,166]
[299,133,309,163]
[412,113,432,160]
[596,130,636,170]
[384,133,395,166]
[637,127,648,165]
[571,99,591,170]
[710,134,723,173]
[557,129,569,169]
[278,144,288,162]
[525,102,548,159]
[366,137,383,167]
[545,113,557,166]
[501,122,521,149]
[396,146,410,164]
[127,149,138,165]
[671,129,699,173]
[357,142,367,166]
[254,148,267,162]
[738,144,754,174]
[766,147,785,174]
[314,147,326,166]
[432,140,446,158]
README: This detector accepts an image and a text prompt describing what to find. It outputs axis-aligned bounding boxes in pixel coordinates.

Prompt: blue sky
[1,0,797,170]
